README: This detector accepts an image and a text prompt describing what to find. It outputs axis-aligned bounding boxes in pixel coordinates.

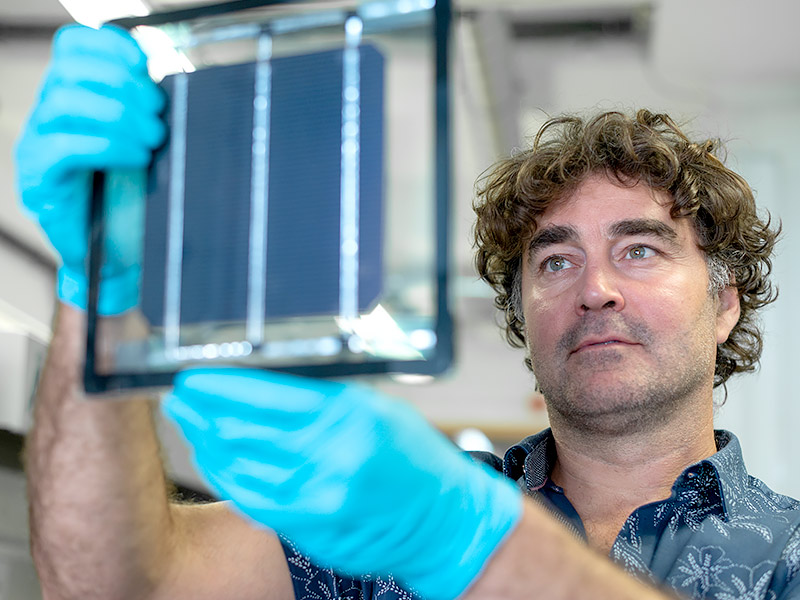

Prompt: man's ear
[716,285,741,344]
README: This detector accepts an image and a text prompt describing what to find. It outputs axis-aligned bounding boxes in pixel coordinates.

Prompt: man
[16,24,799,600]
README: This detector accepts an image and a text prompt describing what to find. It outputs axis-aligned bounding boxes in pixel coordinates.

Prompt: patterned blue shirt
[282,429,800,599]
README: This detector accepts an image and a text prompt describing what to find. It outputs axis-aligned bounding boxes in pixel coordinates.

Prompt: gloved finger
[225,427,366,508]
[96,267,141,315]
[31,85,165,150]
[214,455,300,488]
[42,55,164,117]
[46,133,154,175]
[213,416,319,443]
[51,24,149,73]
[170,391,322,447]
[198,382,377,470]
[201,424,313,475]
[181,448,293,519]
[212,481,284,518]
[37,204,87,263]
[17,128,153,196]
[162,395,302,477]
[187,428,339,508]
[102,168,146,265]
[234,469,349,516]
[188,389,364,465]
[174,368,345,414]
[162,393,209,430]
[203,462,334,522]
[162,393,218,454]
[187,453,238,504]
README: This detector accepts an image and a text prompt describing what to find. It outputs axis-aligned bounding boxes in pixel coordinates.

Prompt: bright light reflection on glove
[164,369,522,600]
[14,25,165,314]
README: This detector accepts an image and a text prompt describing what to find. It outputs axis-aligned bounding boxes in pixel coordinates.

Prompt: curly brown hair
[473,109,779,388]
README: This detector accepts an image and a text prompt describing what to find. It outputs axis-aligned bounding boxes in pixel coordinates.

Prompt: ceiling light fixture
[58,0,151,29]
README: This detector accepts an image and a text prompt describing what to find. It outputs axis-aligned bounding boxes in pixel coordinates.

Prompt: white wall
[0,36,58,329]
[0,37,58,433]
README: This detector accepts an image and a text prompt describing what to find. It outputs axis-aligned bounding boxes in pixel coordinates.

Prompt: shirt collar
[502,428,747,519]
[702,429,750,519]
[502,428,556,491]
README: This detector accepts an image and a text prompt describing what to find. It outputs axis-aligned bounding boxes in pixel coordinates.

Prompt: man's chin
[541,379,685,436]
[546,369,645,400]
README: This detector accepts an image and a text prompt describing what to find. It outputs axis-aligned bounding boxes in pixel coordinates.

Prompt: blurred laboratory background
[1,0,799,597]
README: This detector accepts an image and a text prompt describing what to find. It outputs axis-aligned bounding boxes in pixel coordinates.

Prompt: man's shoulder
[709,431,800,519]
[743,474,800,513]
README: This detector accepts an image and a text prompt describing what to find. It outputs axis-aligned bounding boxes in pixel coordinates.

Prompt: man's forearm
[463,501,677,600]
[25,305,176,600]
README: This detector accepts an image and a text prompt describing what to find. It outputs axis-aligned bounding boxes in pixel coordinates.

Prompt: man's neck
[547,406,717,553]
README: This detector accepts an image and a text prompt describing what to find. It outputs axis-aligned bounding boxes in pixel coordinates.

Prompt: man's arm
[463,501,677,600]
[25,305,294,600]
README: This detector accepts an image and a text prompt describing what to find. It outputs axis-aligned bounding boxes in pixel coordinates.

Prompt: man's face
[521,174,740,435]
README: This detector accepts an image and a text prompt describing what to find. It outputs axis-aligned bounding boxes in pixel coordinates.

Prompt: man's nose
[574,262,625,314]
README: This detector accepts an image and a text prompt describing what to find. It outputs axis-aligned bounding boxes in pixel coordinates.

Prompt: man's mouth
[571,338,638,355]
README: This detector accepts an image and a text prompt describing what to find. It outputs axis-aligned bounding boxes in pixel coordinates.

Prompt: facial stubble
[529,302,719,437]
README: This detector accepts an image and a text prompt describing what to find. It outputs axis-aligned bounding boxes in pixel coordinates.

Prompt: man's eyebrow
[526,219,679,259]
[609,218,679,244]
[527,224,579,256]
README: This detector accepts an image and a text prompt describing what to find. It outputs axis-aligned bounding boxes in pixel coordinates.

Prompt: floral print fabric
[282,430,800,599]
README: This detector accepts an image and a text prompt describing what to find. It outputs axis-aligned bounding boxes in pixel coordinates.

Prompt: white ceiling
[0,0,70,24]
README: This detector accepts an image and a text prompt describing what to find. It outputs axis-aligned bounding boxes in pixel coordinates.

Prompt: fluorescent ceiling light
[59,0,150,29]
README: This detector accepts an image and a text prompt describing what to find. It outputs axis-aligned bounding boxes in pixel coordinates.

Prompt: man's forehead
[520,178,710,261]
[527,175,688,241]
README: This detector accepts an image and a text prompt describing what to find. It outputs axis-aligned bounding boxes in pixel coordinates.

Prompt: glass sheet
[86,0,450,391]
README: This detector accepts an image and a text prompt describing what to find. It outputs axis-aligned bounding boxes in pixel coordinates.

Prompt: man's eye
[626,246,656,260]
[542,256,573,272]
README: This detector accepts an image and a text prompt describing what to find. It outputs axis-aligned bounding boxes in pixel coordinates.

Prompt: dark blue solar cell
[141,46,384,328]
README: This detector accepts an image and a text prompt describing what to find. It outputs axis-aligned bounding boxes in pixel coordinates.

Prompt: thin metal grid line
[164,72,189,355]
[246,33,273,345]
[339,15,362,324]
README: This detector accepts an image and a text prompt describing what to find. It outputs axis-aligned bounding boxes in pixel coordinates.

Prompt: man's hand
[14,24,165,314]
[164,369,523,600]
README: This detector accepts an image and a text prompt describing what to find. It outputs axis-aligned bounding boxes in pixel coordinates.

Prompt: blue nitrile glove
[163,369,523,600]
[14,24,165,314]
